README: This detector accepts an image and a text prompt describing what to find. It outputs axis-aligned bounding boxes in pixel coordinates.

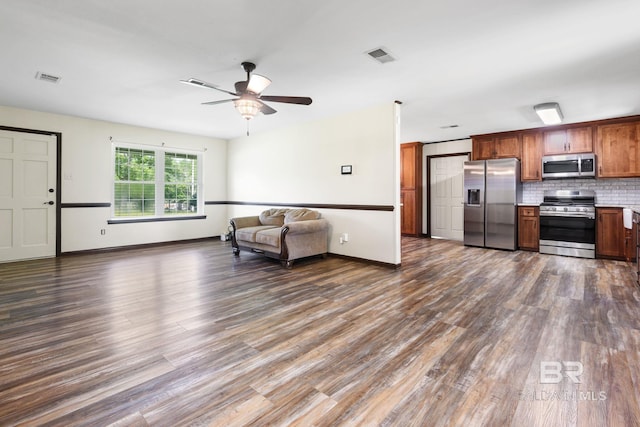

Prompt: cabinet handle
[536,170,539,178]
[567,143,571,151]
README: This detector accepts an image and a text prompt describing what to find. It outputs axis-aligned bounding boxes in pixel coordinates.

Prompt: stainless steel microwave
[541,153,596,179]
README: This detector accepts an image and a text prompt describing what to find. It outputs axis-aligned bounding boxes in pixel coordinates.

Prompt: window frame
[110,141,204,222]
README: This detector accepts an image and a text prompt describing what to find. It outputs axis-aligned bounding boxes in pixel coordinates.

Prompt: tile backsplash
[522,178,640,206]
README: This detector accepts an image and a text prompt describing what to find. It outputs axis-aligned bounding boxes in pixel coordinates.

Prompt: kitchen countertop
[518,203,539,207]
[595,205,640,214]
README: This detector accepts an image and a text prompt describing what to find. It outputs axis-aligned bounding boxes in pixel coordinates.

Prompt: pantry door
[429,154,467,241]
[0,129,57,262]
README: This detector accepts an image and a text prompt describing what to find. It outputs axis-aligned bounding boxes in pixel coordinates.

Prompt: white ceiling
[2,0,640,143]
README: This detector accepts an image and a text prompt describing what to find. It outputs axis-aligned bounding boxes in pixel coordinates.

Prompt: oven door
[539,214,596,244]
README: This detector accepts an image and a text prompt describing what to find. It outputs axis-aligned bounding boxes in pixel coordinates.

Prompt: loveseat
[230,208,329,268]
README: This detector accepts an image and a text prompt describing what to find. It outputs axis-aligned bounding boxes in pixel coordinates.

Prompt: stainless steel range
[539,190,596,259]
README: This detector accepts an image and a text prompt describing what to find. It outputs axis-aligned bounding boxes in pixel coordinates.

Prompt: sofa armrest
[283,219,329,235]
[230,216,261,229]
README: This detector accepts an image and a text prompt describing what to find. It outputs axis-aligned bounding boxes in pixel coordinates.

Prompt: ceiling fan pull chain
[246,120,250,136]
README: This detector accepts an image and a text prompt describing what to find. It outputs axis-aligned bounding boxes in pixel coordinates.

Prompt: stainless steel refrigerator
[463,158,522,250]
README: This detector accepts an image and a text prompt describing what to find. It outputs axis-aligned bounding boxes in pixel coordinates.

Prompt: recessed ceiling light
[35,71,61,84]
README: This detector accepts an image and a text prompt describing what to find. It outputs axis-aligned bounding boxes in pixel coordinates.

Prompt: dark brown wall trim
[61,237,218,256]
[328,253,400,269]
[61,203,111,208]
[206,201,394,211]
[61,237,398,269]
[1,125,62,257]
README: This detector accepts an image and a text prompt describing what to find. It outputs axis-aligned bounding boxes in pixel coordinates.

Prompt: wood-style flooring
[1,237,639,426]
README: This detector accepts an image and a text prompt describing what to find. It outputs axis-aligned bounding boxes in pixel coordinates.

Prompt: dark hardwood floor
[1,237,639,426]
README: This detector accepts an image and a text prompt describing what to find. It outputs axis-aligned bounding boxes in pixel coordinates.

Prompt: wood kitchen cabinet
[518,206,539,251]
[520,131,543,181]
[625,225,636,262]
[543,126,593,155]
[400,142,422,236]
[472,133,520,160]
[595,120,640,178]
[596,207,625,260]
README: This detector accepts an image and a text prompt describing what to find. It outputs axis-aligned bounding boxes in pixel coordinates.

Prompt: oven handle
[540,212,595,219]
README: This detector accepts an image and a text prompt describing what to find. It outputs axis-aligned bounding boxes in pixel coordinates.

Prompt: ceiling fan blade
[234,81,248,94]
[180,78,238,96]
[258,100,277,115]
[201,99,235,106]
[247,74,272,94]
[260,95,312,105]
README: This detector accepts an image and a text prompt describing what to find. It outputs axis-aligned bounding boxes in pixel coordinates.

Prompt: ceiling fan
[181,61,312,123]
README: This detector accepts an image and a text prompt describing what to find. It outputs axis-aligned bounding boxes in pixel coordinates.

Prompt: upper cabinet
[521,131,543,181]
[471,115,640,180]
[472,133,520,160]
[595,120,640,178]
[543,126,593,155]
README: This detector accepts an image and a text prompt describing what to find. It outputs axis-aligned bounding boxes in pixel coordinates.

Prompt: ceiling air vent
[366,47,395,64]
[35,72,61,84]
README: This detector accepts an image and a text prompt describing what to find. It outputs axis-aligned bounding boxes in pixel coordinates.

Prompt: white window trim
[110,141,204,220]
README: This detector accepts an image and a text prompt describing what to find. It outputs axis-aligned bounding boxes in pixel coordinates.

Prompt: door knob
[44,201,54,205]
[49,188,55,193]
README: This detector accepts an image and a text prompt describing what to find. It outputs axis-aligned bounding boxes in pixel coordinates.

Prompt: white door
[430,155,467,241]
[0,130,57,262]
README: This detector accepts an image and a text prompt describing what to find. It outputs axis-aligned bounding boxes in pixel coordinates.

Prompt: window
[112,143,203,219]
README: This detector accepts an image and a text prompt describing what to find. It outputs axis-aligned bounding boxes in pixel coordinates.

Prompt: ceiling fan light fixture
[534,102,563,125]
[234,98,261,120]
[247,74,271,94]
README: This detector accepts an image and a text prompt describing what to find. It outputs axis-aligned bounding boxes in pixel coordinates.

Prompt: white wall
[227,103,401,265]
[0,105,228,252]
[422,139,472,234]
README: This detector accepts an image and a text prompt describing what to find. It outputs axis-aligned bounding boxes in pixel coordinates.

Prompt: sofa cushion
[284,208,321,223]
[235,225,278,243]
[255,227,282,248]
[259,208,289,226]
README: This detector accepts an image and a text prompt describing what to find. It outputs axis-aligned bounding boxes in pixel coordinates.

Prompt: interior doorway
[428,154,468,241]
[0,128,59,263]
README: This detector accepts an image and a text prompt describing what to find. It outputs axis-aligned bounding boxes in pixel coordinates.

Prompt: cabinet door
[566,127,593,153]
[400,144,417,189]
[543,130,568,155]
[543,127,593,154]
[401,190,416,235]
[518,207,539,250]
[521,132,542,181]
[472,138,495,160]
[596,122,640,178]
[596,208,625,259]
[494,135,521,158]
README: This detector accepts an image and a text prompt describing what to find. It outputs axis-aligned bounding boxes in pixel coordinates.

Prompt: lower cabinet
[595,207,626,260]
[518,206,539,251]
